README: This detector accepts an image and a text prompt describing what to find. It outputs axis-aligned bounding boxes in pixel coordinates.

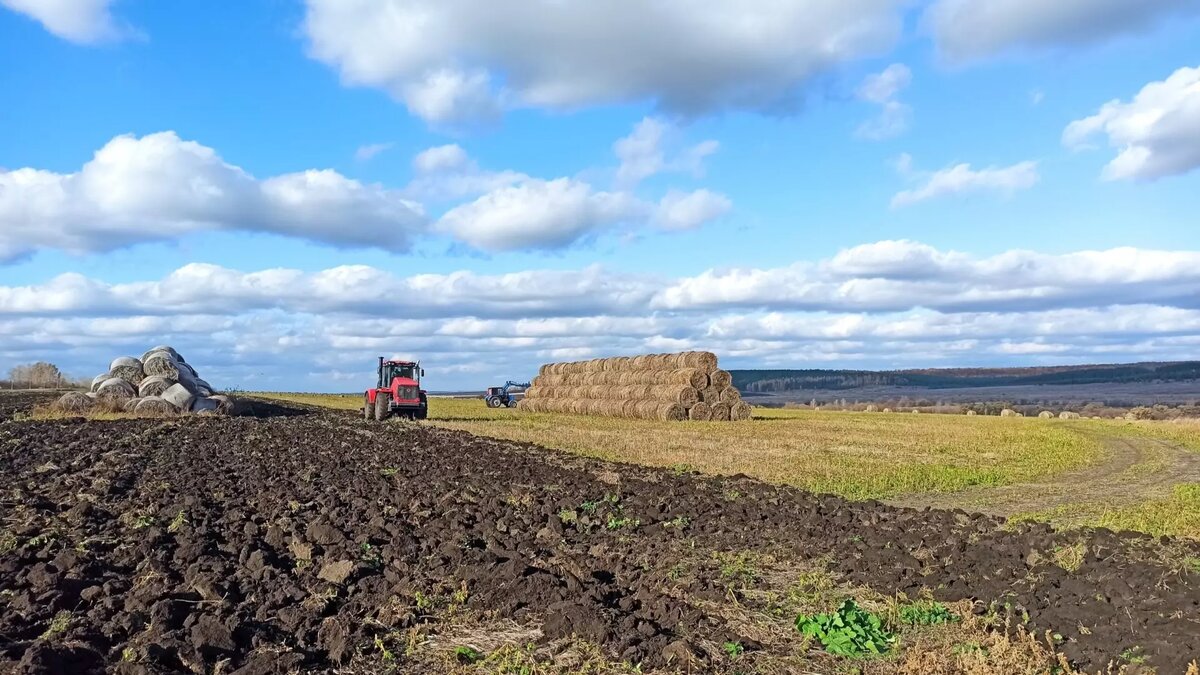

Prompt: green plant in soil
[796,600,894,657]
[897,599,958,626]
[454,645,483,664]
[722,641,744,660]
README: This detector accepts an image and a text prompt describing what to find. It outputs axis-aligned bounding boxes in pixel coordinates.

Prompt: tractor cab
[365,357,429,421]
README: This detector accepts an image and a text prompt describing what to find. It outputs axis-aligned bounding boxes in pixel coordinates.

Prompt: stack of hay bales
[54,345,232,416]
[518,351,751,421]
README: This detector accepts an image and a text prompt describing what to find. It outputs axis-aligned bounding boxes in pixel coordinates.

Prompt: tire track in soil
[1,410,1199,673]
[887,433,1200,523]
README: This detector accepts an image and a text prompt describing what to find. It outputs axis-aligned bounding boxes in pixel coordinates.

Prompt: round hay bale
[688,402,712,421]
[701,386,721,403]
[655,403,686,421]
[143,352,183,379]
[123,397,143,412]
[912,409,920,414]
[709,370,732,389]
[677,351,718,372]
[109,357,145,386]
[138,376,177,398]
[719,387,741,404]
[54,391,93,412]
[96,377,136,401]
[141,345,180,363]
[161,382,197,411]
[91,373,109,392]
[731,401,753,421]
[865,405,879,413]
[710,402,731,421]
[1038,411,1054,419]
[135,397,177,416]
[882,408,892,413]
[1000,408,1019,418]
[631,355,652,369]
[1059,411,1081,420]
[966,410,977,416]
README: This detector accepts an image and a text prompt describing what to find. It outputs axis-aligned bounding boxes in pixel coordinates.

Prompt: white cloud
[354,142,394,162]
[302,0,904,123]
[924,0,1200,62]
[435,178,642,252]
[0,132,427,261]
[614,117,720,186]
[1063,65,1200,181]
[855,64,912,140]
[0,0,125,43]
[6,244,1200,390]
[654,190,732,231]
[891,159,1039,208]
[405,144,527,201]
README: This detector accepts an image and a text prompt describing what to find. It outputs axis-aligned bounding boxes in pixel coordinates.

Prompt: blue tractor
[485,381,530,408]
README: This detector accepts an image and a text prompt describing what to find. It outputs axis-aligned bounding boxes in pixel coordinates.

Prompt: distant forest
[731,361,1200,393]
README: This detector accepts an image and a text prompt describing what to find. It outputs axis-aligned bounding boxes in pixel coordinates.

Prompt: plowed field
[2,402,1198,673]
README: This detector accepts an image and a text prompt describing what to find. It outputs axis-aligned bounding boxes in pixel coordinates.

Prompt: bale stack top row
[519,350,750,421]
[55,345,233,416]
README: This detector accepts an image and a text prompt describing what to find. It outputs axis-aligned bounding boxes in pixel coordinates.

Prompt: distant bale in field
[965,410,977,416]
[1060,411,1081,420]
[882,408,892,413]
[1038,411,1054,419]
[54,391,94,413]
[523,350,744,422]
[912,409,920,414]
[1000,409,1020,418]
[865,405,878,413]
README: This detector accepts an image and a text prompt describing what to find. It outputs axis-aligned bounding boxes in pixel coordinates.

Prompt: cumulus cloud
[0,0,126,43]
[614,118,720,186]
[302,0,904,123]
[653,190,733,231]
[0,132,426,262]
[855,63,912,140]
[5,242,1200,389]
[1063,65,1200,181]
[405,144,528,201]
[891,159,1039,208]
[924,0,1200,62]
[435,178,642,252]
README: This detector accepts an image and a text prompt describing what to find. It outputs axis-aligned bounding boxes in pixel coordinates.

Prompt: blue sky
[1,0,1199,391]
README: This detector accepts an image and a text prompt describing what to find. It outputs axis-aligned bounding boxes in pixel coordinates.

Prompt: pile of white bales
[54,345,232,415]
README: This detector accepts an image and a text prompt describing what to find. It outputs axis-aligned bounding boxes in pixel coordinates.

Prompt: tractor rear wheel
[374,393,390,421]
[363,393,371,420]
[487,397,502,408]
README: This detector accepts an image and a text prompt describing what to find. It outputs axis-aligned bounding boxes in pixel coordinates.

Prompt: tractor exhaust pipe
[378,356,384,389]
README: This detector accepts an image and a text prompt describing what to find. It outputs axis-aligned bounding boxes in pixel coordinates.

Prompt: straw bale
[688,402,712,421]
[731,401,752,421]
[719,387,741,404]
[54,391,93,412]
[710,402,731,421]
[709,370,732,389]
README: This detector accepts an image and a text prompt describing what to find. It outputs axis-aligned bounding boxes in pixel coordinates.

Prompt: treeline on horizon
[731,361,1200,393]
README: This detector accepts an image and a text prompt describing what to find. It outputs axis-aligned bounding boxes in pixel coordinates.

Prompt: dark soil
[0,391,59,421]
[1,408,1198,673]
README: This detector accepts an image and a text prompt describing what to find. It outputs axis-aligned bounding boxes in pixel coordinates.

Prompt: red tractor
[364,357,428,421]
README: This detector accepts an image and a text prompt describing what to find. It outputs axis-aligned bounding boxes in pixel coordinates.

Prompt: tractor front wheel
[363,393,371,420]
[416,405,428,420]
[374,393,390,421]
[506,399,517,408]
[487,397,502,408]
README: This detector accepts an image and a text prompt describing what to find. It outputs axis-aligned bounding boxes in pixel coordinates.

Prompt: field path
[887,432,1200,522]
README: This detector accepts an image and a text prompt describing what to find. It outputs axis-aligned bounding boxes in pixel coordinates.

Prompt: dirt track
[1,404,1199,673]
[889,432,1200,522]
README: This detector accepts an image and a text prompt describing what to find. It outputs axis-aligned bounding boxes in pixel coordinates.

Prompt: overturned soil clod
[0,405,1198,673]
